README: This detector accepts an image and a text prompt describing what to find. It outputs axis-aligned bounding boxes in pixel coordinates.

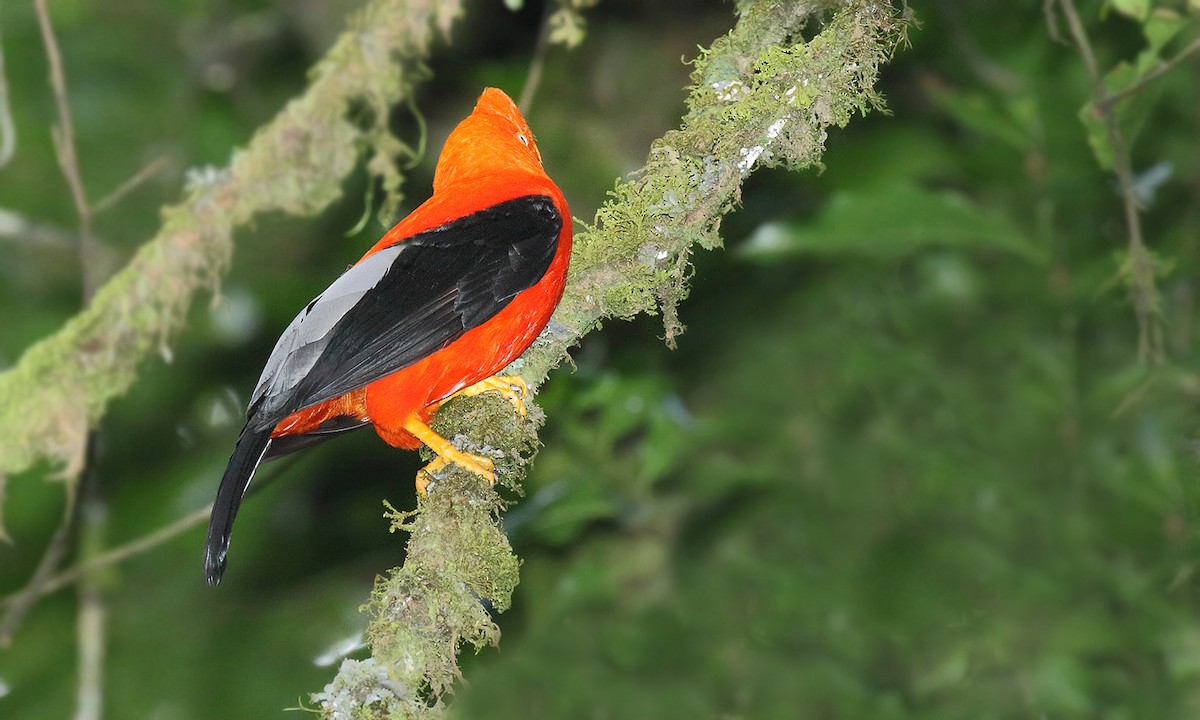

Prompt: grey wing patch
[247,244,405,414]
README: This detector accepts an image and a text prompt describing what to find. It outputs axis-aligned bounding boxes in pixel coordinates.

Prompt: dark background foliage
[3,0,1200,717]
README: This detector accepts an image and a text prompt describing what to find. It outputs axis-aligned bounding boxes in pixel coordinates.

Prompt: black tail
[204,424,272,586]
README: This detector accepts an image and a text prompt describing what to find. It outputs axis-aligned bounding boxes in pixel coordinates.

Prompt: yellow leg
[451,375,529,418]
[403,415,495,495]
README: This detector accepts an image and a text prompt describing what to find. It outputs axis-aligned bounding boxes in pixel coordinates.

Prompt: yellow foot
[452,375,529,418]
[404,415,496,495]
[415,453,496,495]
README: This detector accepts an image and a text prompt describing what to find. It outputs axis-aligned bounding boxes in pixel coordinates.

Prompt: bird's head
[433,88,546,191]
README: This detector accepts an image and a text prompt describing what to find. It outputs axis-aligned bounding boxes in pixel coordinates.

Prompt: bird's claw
[454,375,528,418]
[415,450,496,496]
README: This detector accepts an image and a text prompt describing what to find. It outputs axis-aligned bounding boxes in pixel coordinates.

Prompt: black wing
[247,193,562,430]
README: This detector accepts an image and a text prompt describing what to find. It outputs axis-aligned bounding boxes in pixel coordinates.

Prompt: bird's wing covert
[246,194,562,429]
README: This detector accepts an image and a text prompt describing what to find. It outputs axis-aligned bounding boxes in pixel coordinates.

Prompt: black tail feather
[204,424,272,586]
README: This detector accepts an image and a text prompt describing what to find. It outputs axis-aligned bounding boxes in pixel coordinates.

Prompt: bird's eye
[517,133,529,146]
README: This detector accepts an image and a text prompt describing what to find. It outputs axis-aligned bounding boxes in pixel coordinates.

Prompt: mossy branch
[0,0,463,494]
[312,1,909,717]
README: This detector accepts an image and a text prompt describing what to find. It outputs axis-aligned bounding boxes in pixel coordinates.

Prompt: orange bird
[203,88,571,585]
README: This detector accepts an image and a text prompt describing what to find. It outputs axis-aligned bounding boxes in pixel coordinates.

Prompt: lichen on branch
[315,1,909,717]
[526,0,907,370]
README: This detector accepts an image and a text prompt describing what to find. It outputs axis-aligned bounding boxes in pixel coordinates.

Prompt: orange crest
[433,88,545,192]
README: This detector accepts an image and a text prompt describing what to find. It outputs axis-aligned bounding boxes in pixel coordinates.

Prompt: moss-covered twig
[0,0,463,500]
[1052,0,1168,364]
[312,1,909,717]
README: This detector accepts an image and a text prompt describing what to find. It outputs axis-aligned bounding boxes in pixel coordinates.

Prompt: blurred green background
[4,0,1200,717]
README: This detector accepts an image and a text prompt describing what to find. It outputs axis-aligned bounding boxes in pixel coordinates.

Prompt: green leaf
[1141,13,1191,58]
[925,84,1035,153]
[1079,13,1192,170]
[1109,0,1151,20]
[548,7,587,48]
[738,185,1045,262]
[1079,96,1117,171]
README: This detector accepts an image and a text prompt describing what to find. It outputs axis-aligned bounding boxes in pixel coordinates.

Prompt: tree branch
[1097,36,1200,113]
[34,0,94,303]
[1055,0,1165,363]
[0,2,15,169]
[30,11,111,715]
[0,454,300,611]
[91,156,172,216]
[311,1,910,716]
[516,0,554,114]
[0,491,74,647]
[0,502,209,612]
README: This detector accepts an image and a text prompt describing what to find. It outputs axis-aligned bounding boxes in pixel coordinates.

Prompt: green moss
[518,0,907,366]
[313,658,432,720]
